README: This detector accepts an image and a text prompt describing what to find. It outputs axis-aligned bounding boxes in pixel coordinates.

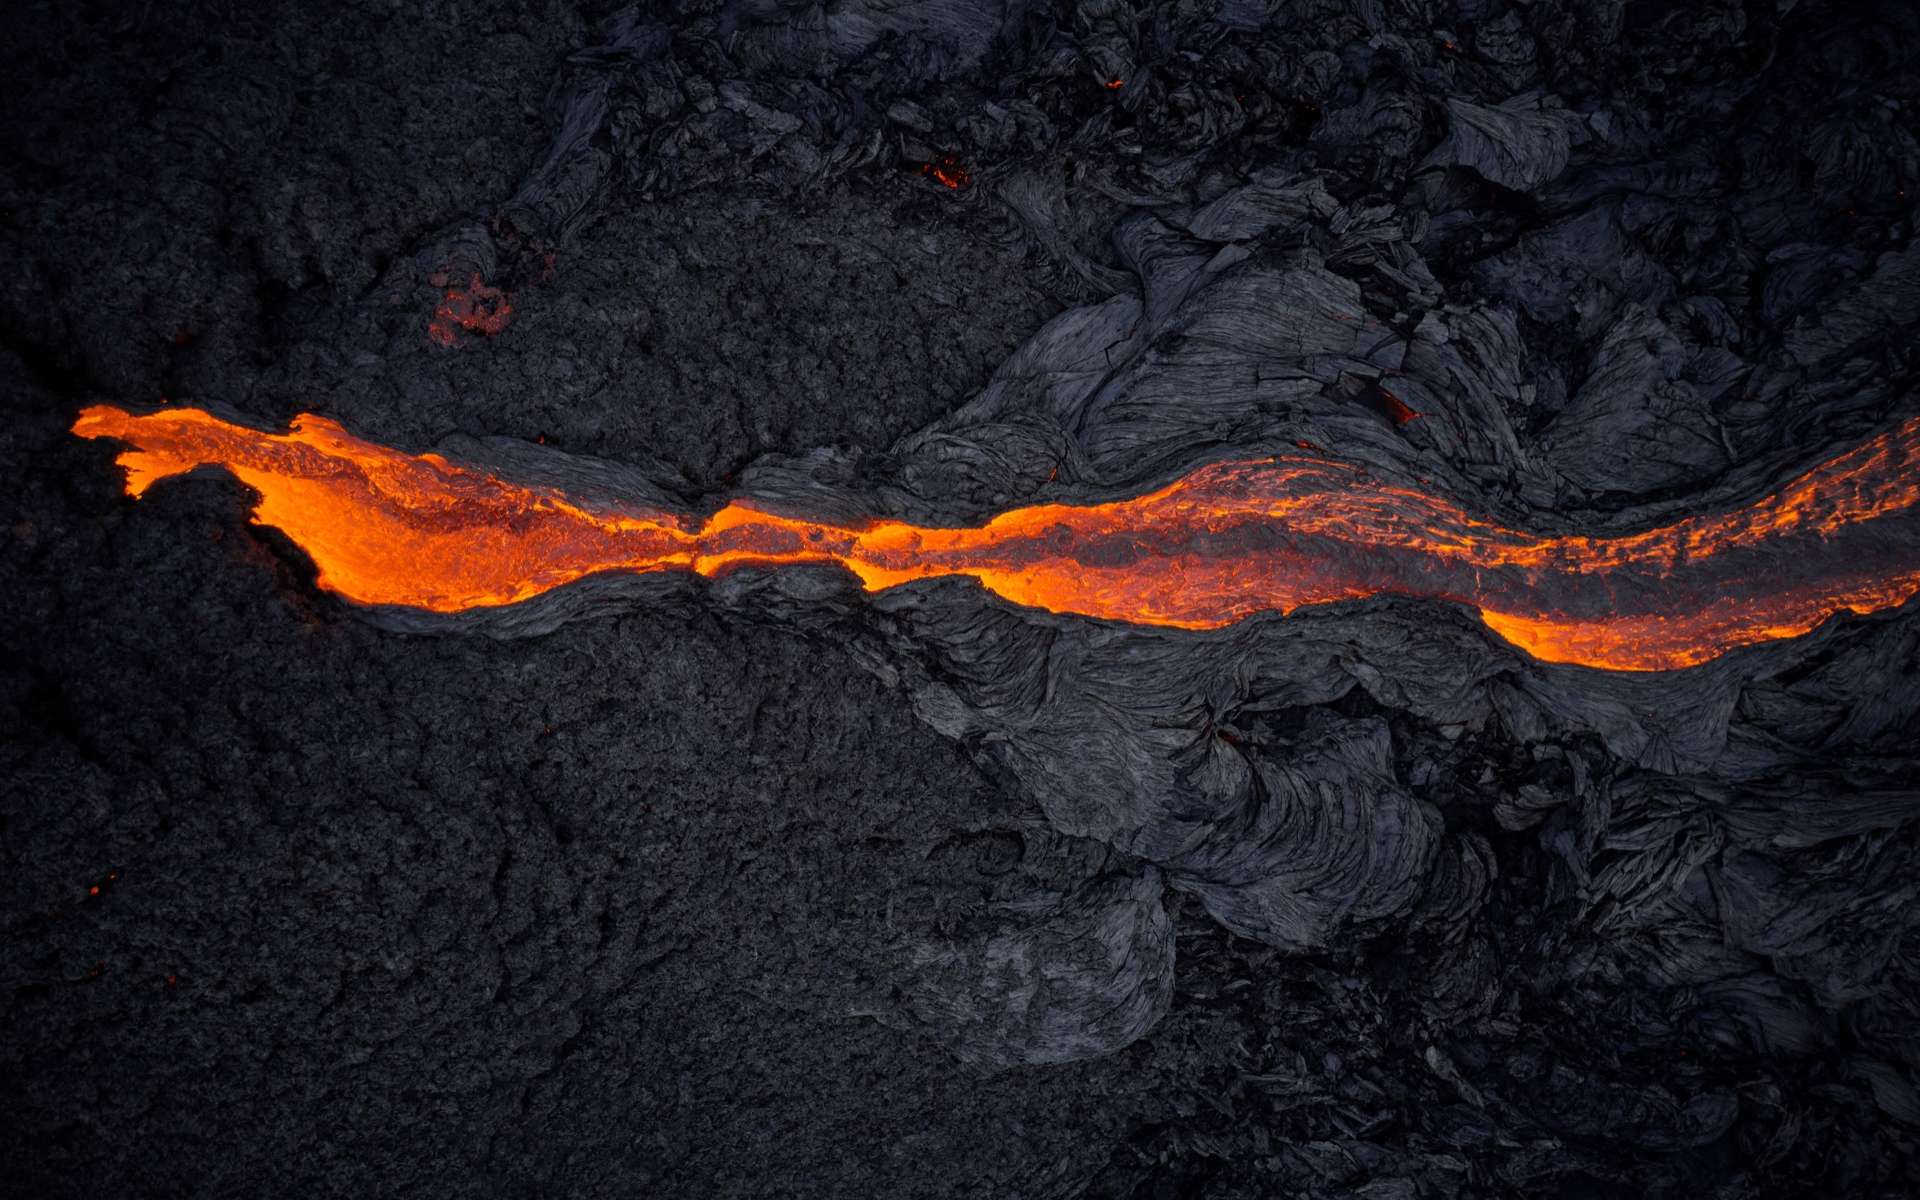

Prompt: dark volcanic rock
[4,0,1919,1196]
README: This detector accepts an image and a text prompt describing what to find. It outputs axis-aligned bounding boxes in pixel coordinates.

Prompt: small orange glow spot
[1106,79,1125,90]
[88,885,100,896]
[1375,386,1421,426]
[921,155,970,190]
[70,405,1920,672]
[428,274,513,347]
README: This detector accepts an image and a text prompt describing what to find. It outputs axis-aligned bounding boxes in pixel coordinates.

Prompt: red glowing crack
[428,274,513,346]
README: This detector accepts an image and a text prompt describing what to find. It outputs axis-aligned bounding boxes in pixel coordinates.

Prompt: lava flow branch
[72,405,1920,671]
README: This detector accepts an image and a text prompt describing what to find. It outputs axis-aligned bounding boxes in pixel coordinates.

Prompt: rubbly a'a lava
[71,405,1920,671]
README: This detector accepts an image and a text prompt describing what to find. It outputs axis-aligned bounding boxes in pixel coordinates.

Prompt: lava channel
[72,405,1920,672]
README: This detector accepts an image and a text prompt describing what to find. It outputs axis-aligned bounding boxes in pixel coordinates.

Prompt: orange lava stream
[72,405,1920,672]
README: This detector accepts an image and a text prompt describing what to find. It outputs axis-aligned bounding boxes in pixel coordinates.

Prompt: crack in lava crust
[72,405,1920,672]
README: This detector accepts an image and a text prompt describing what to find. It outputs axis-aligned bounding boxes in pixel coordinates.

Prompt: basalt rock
[5,0,1918,1196]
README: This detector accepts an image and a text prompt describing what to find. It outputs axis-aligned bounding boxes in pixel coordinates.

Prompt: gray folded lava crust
[6,0,1920,1195]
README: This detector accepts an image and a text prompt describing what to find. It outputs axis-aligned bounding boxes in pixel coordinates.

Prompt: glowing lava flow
[72,405,1920,671]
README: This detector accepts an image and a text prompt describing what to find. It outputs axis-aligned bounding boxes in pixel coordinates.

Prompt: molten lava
[71,405,1920,671]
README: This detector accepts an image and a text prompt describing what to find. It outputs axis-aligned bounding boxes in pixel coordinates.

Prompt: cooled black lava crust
[4,1,1918,1195]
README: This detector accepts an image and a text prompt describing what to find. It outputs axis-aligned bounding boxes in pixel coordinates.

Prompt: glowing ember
[428,274,513,346]
[71,405,1920,671]
[920,155,970,190]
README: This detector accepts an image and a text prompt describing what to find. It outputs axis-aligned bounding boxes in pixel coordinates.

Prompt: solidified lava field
[4,1,1919,1196]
